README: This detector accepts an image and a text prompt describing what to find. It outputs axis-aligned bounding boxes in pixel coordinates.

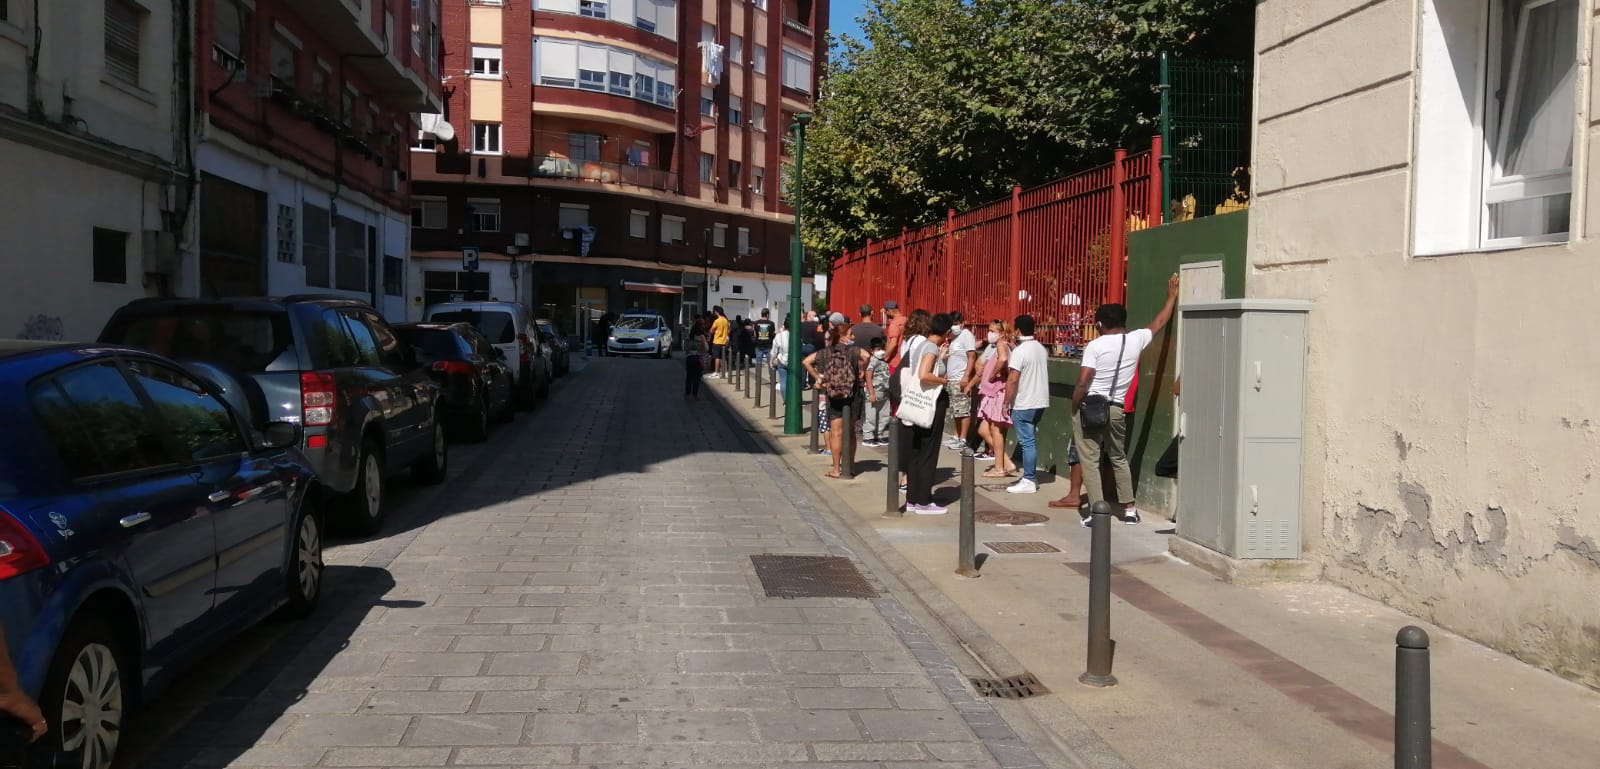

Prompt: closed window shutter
[106,0,142,85]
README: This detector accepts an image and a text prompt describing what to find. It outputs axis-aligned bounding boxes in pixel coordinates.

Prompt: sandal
[825,469,842,479]
[981,470,1009,479]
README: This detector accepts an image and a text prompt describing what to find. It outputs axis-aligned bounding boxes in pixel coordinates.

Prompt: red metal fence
[829,137,1162,351]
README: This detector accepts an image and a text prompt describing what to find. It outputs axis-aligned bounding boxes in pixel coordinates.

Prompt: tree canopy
[796,0,1252,261]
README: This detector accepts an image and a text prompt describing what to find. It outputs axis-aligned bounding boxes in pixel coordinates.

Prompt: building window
[751,102,766,132]
[736,226,750,255]
[580,0,608,18]
[312,60,330,108]
[636,72,656,101]
[303,203,330,287]
[630,210,648,238]
[471,45,502,78]
[609,71,632,95]
[276,204,296,262]
[700,87,715,117]
[633,0,676,37]
[727,95,743,126]
[270,27,299,89]
[92,228,127,284]
[469,199,501,232]
[700,152,715,183]
[568,132,603,163]
[536,38,676,106]
[104,0,144,87]
[211,0,250,72]
[731,285,743,294]
[781,48,812,93]
[334,217,367,292]
[713,223,728,248]
[701,22,715,42]
[342,87,356,125]
[424,269,490,306]
[661,214,685,243]
[383,256,404,296]
[472,122,501,154]
[753,0,767,11]
[751,166,765,195]
[412,197,448,229]
[753,44,766,75]
[730,34,744,64]
[559,203,590,230]
[728,159,742,186]
[579,68,605,90]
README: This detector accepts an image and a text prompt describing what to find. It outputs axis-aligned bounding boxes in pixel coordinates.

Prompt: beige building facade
[1248,0,1600,684]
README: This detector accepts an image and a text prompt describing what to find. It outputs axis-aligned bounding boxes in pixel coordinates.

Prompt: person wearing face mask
[943,311,979,452]
[975,320,1017,477]
[862,337,892,446]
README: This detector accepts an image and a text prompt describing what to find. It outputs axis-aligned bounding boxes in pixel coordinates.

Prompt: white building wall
[1250,0,1600,686]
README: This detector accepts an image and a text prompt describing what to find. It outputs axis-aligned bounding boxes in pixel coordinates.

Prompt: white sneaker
[1005,479,1038,494]
[1122,507,1141,525]
[913,503,949,515]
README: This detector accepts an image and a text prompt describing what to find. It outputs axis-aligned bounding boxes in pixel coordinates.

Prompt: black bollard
[732,352,741,388]
[1079,501,1117,688]
[884,418,902,516]
[956,446,979,577]
[755,361,764,408]
[745,356,754,398]
[1395,626,1432,769]
[841,400,856,480]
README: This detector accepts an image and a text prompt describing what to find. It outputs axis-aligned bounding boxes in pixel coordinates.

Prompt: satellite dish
[432,121,455,142]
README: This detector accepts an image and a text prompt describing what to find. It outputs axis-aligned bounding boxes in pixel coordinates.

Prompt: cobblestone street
[130,357,1054,769]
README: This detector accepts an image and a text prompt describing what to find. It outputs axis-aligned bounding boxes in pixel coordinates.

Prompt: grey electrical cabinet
[1176,299,1310,559]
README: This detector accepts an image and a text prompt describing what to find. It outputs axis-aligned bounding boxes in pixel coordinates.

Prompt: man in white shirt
[944,311,979,451]
[1002,315,1051,493]
[1072,274,1180,523]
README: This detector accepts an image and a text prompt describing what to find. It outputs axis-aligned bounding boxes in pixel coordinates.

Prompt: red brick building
[409,0,825,337]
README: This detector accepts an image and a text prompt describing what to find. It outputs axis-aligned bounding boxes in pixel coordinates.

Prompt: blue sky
[828,0,869,47]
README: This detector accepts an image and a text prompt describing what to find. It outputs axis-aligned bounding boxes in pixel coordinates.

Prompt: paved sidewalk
[136,356,1076,769]
[713,371,1600,769]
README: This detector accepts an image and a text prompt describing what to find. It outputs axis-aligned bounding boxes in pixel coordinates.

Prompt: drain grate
[985,541,1061,554]
[750,555,878,599]
[970,673,1051,699]
[976,509,1051,526]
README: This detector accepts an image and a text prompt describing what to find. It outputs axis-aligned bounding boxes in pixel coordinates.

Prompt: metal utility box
[1176,299,1310,559]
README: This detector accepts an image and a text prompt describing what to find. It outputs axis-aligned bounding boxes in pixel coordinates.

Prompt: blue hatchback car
[0,342,326,769]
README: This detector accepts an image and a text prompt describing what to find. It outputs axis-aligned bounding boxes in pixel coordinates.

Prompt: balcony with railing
[278,0,438,111]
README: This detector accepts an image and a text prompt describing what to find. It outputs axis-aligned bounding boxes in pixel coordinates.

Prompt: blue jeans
[1011,408,1045,482]
[775,364,787,402]
[756,348,771,365]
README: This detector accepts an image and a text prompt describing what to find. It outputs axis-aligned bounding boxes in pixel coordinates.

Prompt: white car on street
[607,313,674,358]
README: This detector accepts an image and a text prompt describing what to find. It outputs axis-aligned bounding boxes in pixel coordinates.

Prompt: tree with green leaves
[796,0,1252,261]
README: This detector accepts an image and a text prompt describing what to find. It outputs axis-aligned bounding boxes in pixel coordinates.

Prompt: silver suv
[424,301,552,407]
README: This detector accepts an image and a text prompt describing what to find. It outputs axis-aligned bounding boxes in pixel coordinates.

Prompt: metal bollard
[810,388,821,454]
[755,362,764,408]
[745,356,754,398]
[1395,626,1432,769]
[884,420,902,516]
[769,368,778,419]
[841,400,856,480]
[956,446,979,577]
[732,353,741,388]
[1079,501,1117,688]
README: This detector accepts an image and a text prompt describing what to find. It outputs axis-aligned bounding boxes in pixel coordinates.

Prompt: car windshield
[613,316,660,330]
[102,309,294,372]
[395,327,465,363]
[431,310,517,344]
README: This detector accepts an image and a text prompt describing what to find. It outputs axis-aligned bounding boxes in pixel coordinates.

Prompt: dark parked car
[535,318,571,377]
[99,296,448,535]
[0,341,324,769]
[423,301,551,406]
[393,323,514,442]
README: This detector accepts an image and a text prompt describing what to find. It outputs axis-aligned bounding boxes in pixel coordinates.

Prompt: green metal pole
[784,115,811,434]
[1159,51,1172,218]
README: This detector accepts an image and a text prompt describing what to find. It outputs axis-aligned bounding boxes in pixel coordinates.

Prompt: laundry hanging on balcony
[698,41,725,86]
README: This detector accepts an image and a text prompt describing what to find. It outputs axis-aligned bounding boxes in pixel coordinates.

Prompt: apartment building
[195,0,443,319]
[0,0,190,341]
[1248,0,1600,684]
[408,0,823,334]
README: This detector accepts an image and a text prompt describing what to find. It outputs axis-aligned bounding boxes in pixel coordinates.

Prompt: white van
[424,301,552,406]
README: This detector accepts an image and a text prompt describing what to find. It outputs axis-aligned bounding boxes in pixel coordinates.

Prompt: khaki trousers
[1074,407,1133,506]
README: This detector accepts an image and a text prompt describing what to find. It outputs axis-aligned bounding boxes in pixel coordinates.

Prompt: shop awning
[622,281,684,295]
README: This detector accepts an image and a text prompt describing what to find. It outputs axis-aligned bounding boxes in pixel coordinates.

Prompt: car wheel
[280,497,324,618]
[411,417,448,485]
[342,440,386,536]
[463,393,490,442]
[36,617,130,769]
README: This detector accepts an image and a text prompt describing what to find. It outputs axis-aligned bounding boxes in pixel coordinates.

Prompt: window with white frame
[700,152,715,183]
[535,0,676,38]
[713,223,728,248]
[781,48,812,93]
[472,122,501,154]
[559,203,590,230]
[661,214,685,243]
[753,44,767,75]
[212,0,251,72]
[701,22,715,42]
[472,45,502,77]
[270,26,300,89]
[412,197,448,229]
[700,87,715,117]
[1413,0,1579,252]
[536,38,676,106]
[469,199,501,232]
[730,35,744,65]
[104,0,144,87]
[630,210,649,238]
[736,226,750,254]
[727,95,743,125]
[751,165,765,195]
[580,0,608,18]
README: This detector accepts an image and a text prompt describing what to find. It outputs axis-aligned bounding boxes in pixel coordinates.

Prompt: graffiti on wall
[15,314,65,341]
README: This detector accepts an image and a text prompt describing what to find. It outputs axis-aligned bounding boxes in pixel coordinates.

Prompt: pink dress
[976,348,1011,426]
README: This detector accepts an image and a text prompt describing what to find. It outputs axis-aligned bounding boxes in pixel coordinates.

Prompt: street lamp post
[783,113,812,435]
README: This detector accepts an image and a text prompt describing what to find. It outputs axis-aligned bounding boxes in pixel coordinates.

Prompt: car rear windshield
[102,309,295,372]
[430,310,517,344]
[613,316,660,330]
[395,327,466,362]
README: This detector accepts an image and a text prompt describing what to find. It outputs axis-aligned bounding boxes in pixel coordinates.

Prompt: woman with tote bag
[897,311,952,514]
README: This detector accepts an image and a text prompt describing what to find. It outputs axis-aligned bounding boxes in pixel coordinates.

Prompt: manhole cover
[985,541,1061,554]
[970,673,1051,699]
[976,509,1050,526]
[750,555,877,599]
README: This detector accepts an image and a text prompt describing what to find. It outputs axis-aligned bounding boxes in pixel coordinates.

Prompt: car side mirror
[260,421,301,450]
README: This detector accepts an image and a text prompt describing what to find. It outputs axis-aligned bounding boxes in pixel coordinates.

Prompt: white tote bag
[896,368,940,428]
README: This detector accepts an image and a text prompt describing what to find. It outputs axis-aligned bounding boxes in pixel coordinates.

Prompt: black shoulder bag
[1079,334,1127,432]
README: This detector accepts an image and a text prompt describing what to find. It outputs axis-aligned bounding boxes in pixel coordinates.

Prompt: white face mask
[873,349,886,359]
[986,331,1000,344]
[952,323,962,332]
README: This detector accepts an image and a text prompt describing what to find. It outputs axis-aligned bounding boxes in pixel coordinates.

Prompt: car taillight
[0,510,50,580]
[300,371,337,427]
[431,360,475,375]
[516,333,532,364]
